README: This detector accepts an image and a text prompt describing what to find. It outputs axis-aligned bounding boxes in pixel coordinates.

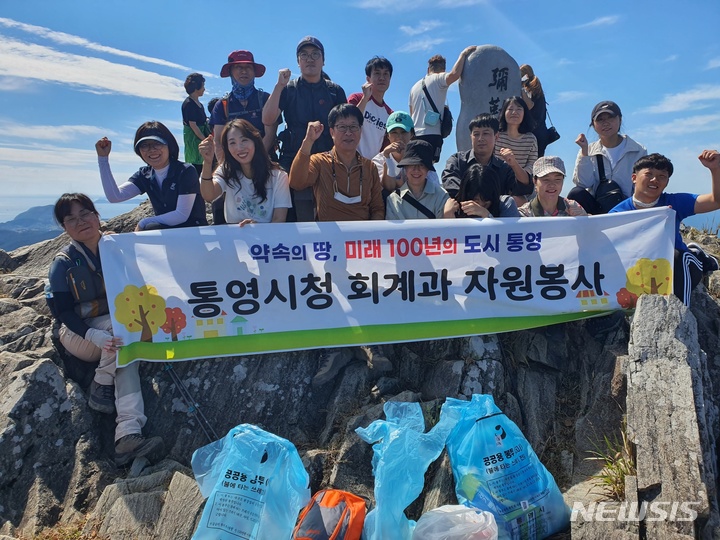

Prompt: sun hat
[397,140,436,172]
[220,50,266,78]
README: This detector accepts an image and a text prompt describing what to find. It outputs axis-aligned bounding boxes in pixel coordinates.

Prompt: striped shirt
[494,132,538,175]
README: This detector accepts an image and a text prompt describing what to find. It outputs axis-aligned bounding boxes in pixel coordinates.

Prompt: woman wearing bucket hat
[568,100,647,214]
[95,121,207,231]
[385,139,451,220]
[210,50,275,162]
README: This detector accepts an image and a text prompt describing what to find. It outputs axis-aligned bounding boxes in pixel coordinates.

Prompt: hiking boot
[115,434,164,467]
[360,345,393,372]
[88,380,115,414]
[312,348,354,387]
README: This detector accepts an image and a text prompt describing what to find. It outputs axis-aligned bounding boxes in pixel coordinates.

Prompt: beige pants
[59,315,146,442]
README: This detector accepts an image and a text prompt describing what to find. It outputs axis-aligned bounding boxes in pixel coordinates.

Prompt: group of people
[48,37,720,466]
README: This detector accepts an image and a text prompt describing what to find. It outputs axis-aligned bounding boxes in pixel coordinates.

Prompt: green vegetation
[587,417,636,501]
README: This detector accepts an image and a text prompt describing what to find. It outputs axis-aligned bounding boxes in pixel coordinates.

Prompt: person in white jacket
[568,100,647,214]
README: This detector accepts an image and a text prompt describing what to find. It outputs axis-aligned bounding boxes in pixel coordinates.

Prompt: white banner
[100,208,675,366]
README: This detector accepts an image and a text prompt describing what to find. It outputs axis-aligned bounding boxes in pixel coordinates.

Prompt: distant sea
[0,195,141,224]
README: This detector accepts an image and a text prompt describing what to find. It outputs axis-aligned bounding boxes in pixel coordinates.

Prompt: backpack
[292,489,366,540]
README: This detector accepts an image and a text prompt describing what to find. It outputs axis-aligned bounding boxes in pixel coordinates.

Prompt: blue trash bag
[355,400,459,540]
[191,424,310,540]
[444,395,570,540]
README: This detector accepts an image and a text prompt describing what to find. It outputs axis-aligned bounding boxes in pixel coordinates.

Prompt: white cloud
[706,57,720,70]
[0,17,193,72]
[399,21,444,36]
[0,36,185,101]
[553,91,588,103]
[571,15,620,30]
[633,114,720,139]
[662,54,679,63]
[0,121,114,141]
[556,58,574,67]
[397,38,447,54]
[641,84,720,114]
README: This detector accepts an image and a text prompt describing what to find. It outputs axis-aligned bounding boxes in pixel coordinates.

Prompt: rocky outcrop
[1,204,719,539]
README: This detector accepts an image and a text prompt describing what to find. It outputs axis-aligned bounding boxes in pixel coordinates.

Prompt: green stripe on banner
[117,310,611,366]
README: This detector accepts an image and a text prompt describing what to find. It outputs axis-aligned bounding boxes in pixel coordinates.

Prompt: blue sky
[1,0,719,222]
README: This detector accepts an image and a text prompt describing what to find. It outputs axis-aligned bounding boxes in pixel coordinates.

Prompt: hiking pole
[163,362,219,443]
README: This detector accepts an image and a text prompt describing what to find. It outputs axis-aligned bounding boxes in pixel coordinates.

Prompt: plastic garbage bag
[355,400,458,540]
[444,395,569,540]
[191,423,310,540]
[412,505,498,540]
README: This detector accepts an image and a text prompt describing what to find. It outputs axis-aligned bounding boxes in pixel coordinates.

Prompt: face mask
[521,75,529,82]
[334,192,362,205]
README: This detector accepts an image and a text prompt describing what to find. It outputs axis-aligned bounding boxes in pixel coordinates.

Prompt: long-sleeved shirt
[289,148,385,221]
[441,150,531,199]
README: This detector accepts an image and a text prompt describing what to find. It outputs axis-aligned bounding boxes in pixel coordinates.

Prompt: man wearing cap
[518,156,587,217]
[262,36,347,222]
[348,56,394,159]
[210,50,275,162]
[408,46,476,163]
[372,111,440,192]
[385,140,451,220]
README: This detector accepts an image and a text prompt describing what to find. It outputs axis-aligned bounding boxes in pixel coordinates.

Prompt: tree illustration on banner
[617,258,672,309]
[161,307,187,341]
[114,285,167,342]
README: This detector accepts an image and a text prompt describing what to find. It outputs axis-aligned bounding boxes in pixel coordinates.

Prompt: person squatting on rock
[610,151,720,306]
[47,193,163,467]
[96,121,207,231]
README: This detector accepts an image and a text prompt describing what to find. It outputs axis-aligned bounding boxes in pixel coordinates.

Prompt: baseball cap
[386,111,414,133]
[134,135,167,150]
[591,100,621,122]
[533,156,566,178]
[296,36,324,57]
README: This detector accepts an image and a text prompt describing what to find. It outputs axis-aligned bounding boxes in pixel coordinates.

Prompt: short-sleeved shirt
[213,168,292,223]
[348,93,393,159]
[129,160,208,227]
[385,181,449,220]
[609,192,697,251]
[182,97,208,127]
[409,73,449,137]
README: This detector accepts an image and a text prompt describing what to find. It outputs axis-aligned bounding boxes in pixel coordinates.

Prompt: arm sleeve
[289,151,317,190]
[98,157,142,202]
[348,92,362,106]
[48,257,90,337]
[385,195,402,220]
[573,149,599,191]
[138,194,196,229]
[368,165,385,220]
[508,166,533,196]
[499,196,521,217]
[441,153,464,198]
[273,170,293,208]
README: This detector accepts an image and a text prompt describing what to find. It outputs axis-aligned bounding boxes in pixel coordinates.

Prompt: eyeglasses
[298,51,322,61]
[63,209,95,228]
[333,124,360,134]
[138,141,166,152]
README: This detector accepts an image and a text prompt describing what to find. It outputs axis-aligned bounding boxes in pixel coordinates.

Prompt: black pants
[567,186,605,215]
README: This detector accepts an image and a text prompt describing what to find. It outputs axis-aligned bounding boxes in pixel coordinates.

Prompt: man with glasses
[263,36,347,221]
[289,103,388,386]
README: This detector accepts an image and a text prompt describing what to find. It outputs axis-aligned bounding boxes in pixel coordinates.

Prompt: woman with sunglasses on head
[47,193,163,466]
[568,101,647,215]
[197,119,291,225]
[95,121,207,231]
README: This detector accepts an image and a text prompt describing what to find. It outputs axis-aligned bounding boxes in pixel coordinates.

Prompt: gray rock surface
[1,202,719,539]
[456,45,522,153]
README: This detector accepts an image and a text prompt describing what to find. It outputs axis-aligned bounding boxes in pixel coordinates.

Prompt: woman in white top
[198,119,291,224]
[569,100,647,214]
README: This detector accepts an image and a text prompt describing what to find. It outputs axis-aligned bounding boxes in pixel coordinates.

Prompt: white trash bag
[412,505,498,540]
